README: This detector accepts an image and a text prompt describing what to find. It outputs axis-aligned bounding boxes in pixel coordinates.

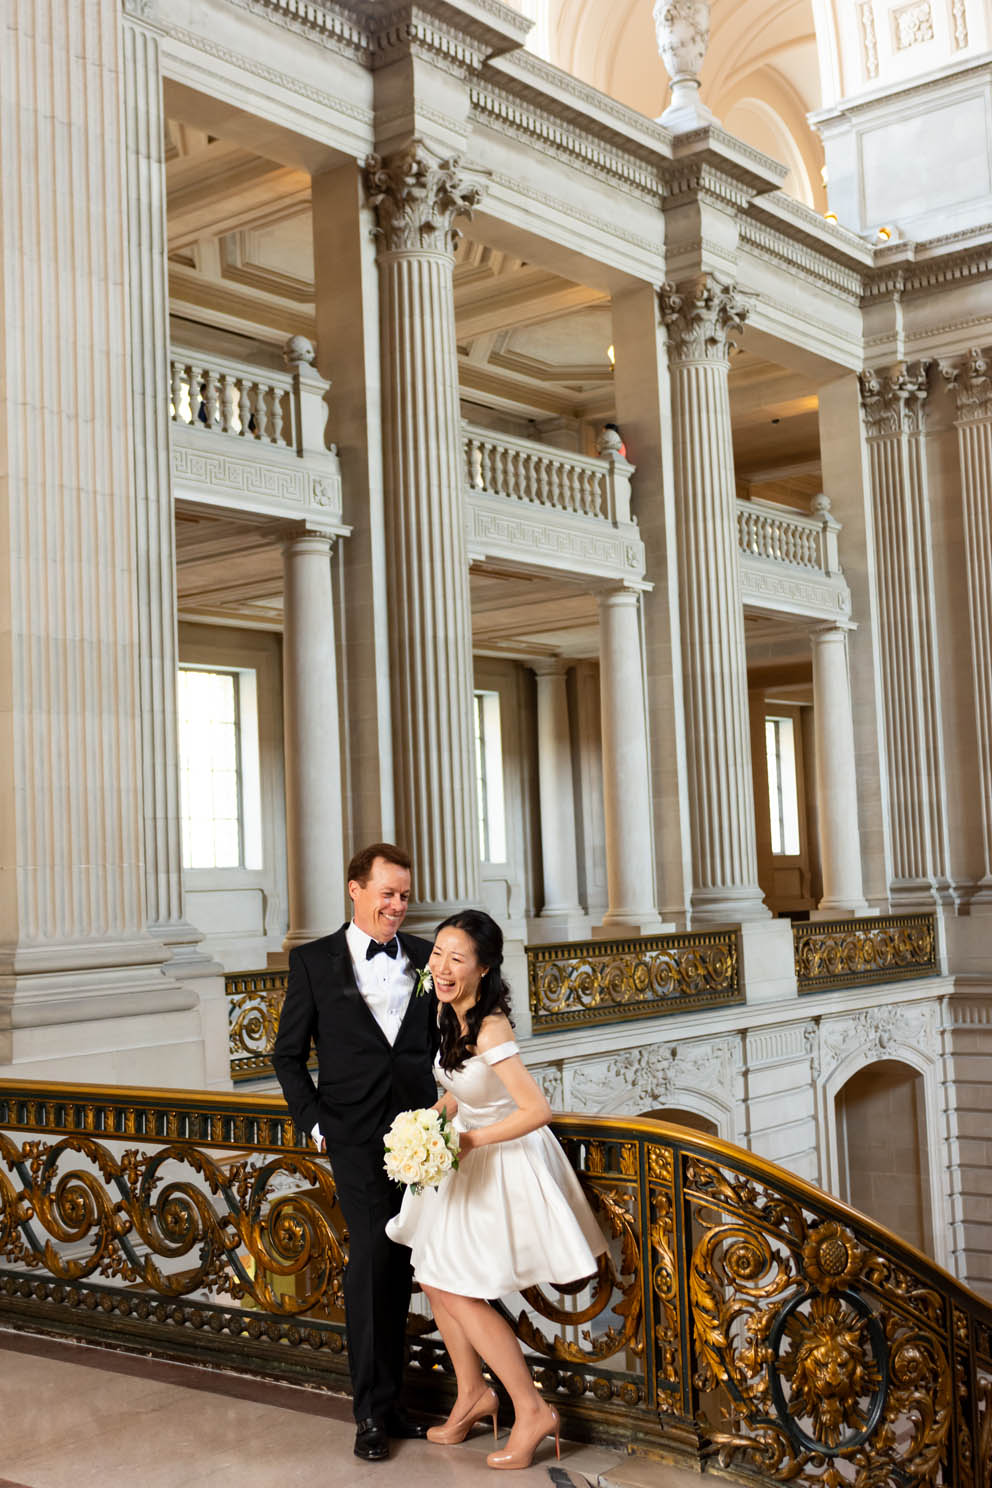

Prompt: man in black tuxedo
[272,842,438,1462]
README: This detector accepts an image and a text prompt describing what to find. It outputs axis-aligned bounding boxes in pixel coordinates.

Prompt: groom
[272,842,438,1462]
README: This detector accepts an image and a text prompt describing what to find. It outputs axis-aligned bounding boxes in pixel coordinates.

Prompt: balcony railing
[736,494,841,578]
[1,1076,988,1479]
[794,912,939,993]
[463,423,634,526]
[226,969,291,1082]
[527,929,741,1033]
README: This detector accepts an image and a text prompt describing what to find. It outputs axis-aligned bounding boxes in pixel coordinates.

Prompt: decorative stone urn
[653,0,716,130]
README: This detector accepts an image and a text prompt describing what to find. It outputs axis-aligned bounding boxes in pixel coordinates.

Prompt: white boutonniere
[415,966,434,998]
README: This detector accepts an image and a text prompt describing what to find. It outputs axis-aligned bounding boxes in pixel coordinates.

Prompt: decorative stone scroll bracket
[363,139,485,256]
[858,360,933,438]
[658,275,750,363]
[940,347,992,422]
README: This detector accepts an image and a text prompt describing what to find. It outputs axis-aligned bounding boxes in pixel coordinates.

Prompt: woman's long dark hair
[435,909,514,1073]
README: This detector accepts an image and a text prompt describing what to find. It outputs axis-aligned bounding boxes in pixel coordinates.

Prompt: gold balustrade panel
[1,1077,988,1481]
[794,913,939,994]
[527,929,742,1033]
[226,969,299,1083]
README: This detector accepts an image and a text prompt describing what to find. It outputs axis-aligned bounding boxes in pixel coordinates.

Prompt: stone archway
[642,1106,720,1137]
[835,1059,933,1255]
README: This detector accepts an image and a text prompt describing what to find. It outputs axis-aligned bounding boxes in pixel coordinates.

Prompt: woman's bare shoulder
[475,1013,515,1052]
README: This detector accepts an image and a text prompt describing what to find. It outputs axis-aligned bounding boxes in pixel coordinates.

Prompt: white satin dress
[385,1040,606,1299]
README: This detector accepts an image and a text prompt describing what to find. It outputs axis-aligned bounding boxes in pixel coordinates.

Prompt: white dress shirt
[311,922,414,1147]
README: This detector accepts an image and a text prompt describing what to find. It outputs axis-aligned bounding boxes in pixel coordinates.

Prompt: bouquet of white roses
[383,1106,459,1195]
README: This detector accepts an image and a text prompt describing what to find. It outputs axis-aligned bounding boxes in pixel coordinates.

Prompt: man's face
[349,857,411,942]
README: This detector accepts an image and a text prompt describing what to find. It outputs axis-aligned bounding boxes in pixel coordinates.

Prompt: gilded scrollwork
[528,928,740,1032]
[226,970,293,1081]
[794,912,937,993]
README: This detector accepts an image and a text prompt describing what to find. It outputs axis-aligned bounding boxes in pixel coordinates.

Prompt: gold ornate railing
[527,929,741,1033]
[794,913,939,994]
[226,969,292,1082]
[3,1076,986,1481]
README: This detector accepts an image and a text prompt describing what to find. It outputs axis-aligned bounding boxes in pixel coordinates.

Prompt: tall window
[473,690,507,863]
[765,715,801,856]
[178,666,262,870]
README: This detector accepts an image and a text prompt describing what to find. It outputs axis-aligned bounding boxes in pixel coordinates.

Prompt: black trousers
[328,1138,412,1422]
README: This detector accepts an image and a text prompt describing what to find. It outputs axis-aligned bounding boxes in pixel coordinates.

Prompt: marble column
[364,142,481,930]
[122,20,213,972]
[530,660,587,939]
[0,0,202,1079]
[809,623,869,915]
[660,276,769,924]
[282,530,344,949]
[859,364,952,906]
[597,588,667,935]
[942,349,992,901]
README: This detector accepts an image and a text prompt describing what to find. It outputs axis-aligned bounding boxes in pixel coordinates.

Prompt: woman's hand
[458,1129,477,1155]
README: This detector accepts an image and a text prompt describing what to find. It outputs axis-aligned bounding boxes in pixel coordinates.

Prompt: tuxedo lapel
[317,929,392,1048]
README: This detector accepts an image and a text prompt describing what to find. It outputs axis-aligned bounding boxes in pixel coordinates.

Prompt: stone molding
[364,140,484,256]
[567,1035,739,1114]
[858,361,933,437]
[940,347,992,421]
[815,1000,940,1078]
[738,563,852,621]
[740,215,863,302]
[466,496,645,580]
[659,275,750,363]
[470,81,665,203]
[487,171,662,259]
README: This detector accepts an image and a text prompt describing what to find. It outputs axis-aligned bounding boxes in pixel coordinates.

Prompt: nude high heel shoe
[486,1403,560,1470]
[426,1385,499,1445]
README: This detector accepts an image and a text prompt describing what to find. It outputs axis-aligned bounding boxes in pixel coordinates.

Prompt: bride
[386,909,605,1472]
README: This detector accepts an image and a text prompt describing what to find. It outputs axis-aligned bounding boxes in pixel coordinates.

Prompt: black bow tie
[366,938,398,960]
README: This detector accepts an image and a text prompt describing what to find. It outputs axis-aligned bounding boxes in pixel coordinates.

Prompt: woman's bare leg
[422,1283,489,1420]
[430,1288,554,1441]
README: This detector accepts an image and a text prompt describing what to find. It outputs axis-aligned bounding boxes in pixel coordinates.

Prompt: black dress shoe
[354,1419,389,1461]
[383,1408,429,1439]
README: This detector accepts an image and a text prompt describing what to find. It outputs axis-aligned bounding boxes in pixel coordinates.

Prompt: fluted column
[810,624,868,915]
[281,531,344,948]
[0,0,200,1071]
[364,142,481,928]
[530,660,586,938]
[122,20,212,970]
[942,349,992,900]
[859,364,952,906]
[597,588,666,934]
[660,277,769,923]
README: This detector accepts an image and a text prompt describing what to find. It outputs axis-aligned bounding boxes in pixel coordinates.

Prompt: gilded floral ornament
[363,140,484,256]
[802,1220,865,1293]
[659,276,750,364]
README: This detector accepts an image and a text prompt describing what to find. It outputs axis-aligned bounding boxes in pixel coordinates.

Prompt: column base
[401,901,482,938]
[591,913,675,939]
[811,900,871,920]
[889,877,957,910]
[690,885,771,926]
[150,918,225,978]
[527,910,590,944]
[0,963,212,1083]
[282,928,338,953]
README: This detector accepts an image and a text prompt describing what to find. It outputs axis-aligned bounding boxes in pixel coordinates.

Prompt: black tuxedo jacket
[272,925,439,1148]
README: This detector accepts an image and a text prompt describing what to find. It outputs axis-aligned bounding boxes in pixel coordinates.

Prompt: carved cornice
[659,275,750,363]
[361,0,528,76]
[940,348,992,422]
[470,81,665,203]
[364,140,484,255]
[740,216,862,303]
[218,0,371,63]
[663,158,753,212]
[858,362,934,438]
[862,240,992,304]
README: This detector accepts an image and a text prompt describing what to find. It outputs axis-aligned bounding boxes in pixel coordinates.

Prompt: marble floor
[0,1331,701,1488]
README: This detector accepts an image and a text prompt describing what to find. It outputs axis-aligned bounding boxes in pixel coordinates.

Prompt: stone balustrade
[736,494,841,576]
[463,423,634,526]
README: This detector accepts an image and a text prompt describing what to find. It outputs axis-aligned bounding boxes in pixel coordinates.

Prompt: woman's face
[429,926,488,1014]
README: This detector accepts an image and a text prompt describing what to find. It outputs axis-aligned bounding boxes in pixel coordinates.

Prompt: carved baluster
[233,378,247,436]
[169,360,183,423]
[269,386,286,445]
[592,471,604,517]
[468,438,483,490]
[219,374,236,434]
[201,367,219,429]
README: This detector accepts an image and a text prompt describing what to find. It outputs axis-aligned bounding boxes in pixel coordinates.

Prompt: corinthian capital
[858,362,933,438]
[659,275,749,363]
[940,348,992,422]
[363,140,484,256]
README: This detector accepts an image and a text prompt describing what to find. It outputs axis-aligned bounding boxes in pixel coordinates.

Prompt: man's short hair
[347,842,412,887]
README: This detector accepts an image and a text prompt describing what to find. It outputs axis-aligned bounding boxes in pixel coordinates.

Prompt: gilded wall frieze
[794,912,939,990]
[364,140,484,256]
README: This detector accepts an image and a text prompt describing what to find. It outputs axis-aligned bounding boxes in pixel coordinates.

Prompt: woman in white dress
[386,910,606,1472]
